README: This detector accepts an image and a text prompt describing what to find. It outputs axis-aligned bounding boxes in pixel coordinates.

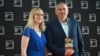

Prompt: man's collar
[59,18,69,24]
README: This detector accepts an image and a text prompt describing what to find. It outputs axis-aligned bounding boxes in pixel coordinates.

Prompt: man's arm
[77,22,85,56]
[45,23,65,55]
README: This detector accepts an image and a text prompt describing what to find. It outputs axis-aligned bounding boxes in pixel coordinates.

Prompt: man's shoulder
[68,18,78,23]
[47,19,57,25]
[69,18,77,21]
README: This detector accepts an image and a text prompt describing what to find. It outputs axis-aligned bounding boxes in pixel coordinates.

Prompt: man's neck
[58,18,67,23]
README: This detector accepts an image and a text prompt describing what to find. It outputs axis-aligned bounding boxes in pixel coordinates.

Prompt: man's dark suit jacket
[46,18,85,56]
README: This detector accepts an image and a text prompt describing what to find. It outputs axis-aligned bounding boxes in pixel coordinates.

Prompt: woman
[21,7,47,56]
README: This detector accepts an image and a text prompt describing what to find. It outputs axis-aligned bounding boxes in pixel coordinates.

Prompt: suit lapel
[55,19,66,38]
[55,18,73,38]
[68,18,72,38]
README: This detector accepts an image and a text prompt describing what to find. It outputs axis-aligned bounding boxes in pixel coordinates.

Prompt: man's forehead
[56,4,68,9]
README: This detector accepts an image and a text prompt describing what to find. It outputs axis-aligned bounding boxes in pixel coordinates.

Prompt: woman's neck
[34,23,40,32]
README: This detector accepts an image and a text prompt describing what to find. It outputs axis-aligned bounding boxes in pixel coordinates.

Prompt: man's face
[55,4,69,19]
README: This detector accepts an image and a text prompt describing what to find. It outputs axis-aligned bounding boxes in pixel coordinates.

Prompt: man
[46,2,85,56]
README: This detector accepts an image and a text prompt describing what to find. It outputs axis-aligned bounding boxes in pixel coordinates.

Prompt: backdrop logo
[0,55,5,56]
[14,26,23,35]
[48,53,52,56]
[0,26,4,35]
[14,0,22,7]
[5,12,14,21]
[82,26,89,35]
[65,0,73,8]
[74,13,81,22]
[32,0,40,7]
[97,26,100,34]
[89,14,96,22]
[5,40,14,49]
[84,52,90,56]
[49,0,56,8]
[90,39,97,47]
[23,12,29,21]
[0,0,4,6]
[96,1,100,9]
[15,54,21,56]
[81,1,88,9]
[44,13,49,21]
[98,51,100,56]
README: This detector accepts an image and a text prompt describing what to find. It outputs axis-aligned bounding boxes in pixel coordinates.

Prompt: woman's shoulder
[42,31,46,34]
[24,27,32,31]
[42,31,45,33]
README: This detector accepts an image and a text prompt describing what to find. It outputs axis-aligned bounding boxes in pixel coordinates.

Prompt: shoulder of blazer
[47,19,58,26]
[68,18,78,24]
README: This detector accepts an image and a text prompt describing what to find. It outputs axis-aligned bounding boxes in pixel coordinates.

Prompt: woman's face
[33,10,44,24]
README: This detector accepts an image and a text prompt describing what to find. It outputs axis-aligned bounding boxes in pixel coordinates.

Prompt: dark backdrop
[0,0,100,56]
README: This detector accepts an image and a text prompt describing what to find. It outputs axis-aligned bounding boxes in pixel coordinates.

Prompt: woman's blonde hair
[25,7,45,31]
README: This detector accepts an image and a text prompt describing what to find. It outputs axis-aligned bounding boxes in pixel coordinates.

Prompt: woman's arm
[45,47,48,56]
[21,36,30,56]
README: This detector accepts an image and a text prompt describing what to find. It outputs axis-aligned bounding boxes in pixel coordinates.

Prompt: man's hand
[65,48,75,56]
